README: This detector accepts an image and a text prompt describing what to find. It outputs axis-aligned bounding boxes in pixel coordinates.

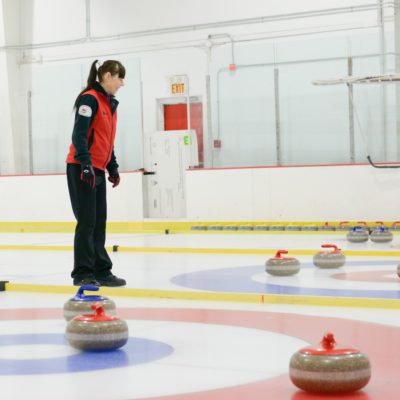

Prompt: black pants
[66,164,112,280]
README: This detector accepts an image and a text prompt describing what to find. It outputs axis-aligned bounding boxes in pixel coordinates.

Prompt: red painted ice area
[0,307,397,400]
[332,270,398,283]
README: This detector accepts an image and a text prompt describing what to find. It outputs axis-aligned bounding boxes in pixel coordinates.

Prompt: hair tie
[96,59,105,69]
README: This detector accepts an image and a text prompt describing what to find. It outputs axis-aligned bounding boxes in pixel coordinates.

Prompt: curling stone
[346,226,369,243]
[397,264,400,278]
[391,221,400,231]
[370,226,393,243]
[337,221,351,231]
[265,250,300,276]
[318,222,335,231]
[63,285,116,321]
[313,244,345,269]
[289,332,371,393]
[66,304,129,351]
[371,221,385,230]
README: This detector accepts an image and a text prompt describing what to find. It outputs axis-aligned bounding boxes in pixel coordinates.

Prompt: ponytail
[73,59,125,109]
[73,60,99,109]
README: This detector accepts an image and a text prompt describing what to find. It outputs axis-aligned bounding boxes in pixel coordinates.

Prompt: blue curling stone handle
[69,285,109,302]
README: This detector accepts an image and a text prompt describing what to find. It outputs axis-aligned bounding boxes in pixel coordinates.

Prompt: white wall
[20,0,375,42]
[186,164,400,221]
[0,172,143,221]
[1,0,391,173]
[0,1,16,174]
[89,0,372,35]
[1,165,399,222]
[140,48,207,133]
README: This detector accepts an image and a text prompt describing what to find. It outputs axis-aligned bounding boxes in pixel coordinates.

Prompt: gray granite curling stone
[346,226,369,243]
[302,225,319,231]
[336,222,351,231]
[370,226,393,243]
[269,225,285,231]
[265,250,300,276]
[254,225,269,231]
[289,332,371,393]
[313,244,346,269]
[285,225,302,231]
[391,221,400,231]
[222,225,238,231]
[191,225,207,231]
[397,264,400,278]
[66,304,128,351]
[318,222,335,231]
[238,225,253,231]
[63,285,116,321]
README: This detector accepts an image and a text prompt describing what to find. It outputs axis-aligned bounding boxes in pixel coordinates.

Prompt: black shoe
[73,277,100,286]
[96,274,126,287]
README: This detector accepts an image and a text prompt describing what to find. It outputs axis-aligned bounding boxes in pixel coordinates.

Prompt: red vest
[66,89,117,170]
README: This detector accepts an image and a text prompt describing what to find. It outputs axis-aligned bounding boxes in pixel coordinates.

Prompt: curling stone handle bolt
[91,303,106,316]
[321,332,336,350]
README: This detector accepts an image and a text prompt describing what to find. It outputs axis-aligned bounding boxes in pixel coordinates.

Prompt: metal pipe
[394,0,400,159]
[347,57,355,163]
[208,34,235,66]
[1,3,393,52]
[215,52,395,142]
[85,0,91,39]
[139,63,145,168]
[378,0,388,160]
[186,75,191,130]
[274,68,281,166]
[206,74,213,168]
[18,22,383,66]
[27,90,33,174]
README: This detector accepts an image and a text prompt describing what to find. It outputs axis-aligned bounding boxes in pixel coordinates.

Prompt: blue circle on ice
[0,334,173,375]
[171,260,400,299]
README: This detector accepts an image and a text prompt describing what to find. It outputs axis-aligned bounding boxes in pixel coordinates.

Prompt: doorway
[157,97,204,167]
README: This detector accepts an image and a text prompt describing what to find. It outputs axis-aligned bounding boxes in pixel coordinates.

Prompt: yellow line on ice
[4,283,400,310]
[0,244,399,257]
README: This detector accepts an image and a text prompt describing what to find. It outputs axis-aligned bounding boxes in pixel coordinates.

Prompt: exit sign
[168,75,188,96]
[171,83,186,95]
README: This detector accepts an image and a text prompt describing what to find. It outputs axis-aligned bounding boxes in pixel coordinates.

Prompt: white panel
[0,52,15,173]
[144,130,198,218]
[113,57,143,170]
[279,60,349,165]
[186,165,400,221]
[90,0,374,37]
[141,48,206,133]
[215,66,276,167]
[1,0,20,45]
[210,28,391,168]
[186,168,254,220]
[108,172,144,221]
[2,165,400,222]
[0,172,143,222]
[30,62,82,174]
[19,0,86,43]
[27,57,142,173]
[0,2,4,46]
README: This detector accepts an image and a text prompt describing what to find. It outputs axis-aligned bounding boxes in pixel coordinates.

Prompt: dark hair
[73,59,126,109]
